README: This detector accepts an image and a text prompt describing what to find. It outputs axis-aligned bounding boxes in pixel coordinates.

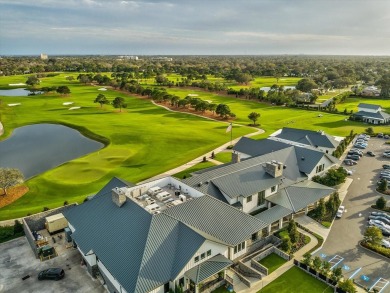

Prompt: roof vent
[283,165,287,169]
[301,157,305,160]
[198,182,202,187]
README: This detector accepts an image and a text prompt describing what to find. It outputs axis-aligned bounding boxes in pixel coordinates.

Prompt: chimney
[112,187,126,207]
[232,151,241,163]
[265,161,283,178]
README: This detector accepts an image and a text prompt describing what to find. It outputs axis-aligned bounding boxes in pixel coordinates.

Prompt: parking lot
[319,137,390,292]
[0,237,105,293]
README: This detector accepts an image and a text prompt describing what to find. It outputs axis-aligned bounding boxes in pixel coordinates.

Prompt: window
[194,256,199,263]
[271,186,276,193]
[251,233,258,241]
[201,253,205,259]
[207,250,211,257]
[257,191,265,206]
[247,195,252,203]
[234,241,246,254]
[316,164,325,173]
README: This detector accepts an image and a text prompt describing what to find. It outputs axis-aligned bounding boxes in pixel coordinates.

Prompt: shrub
[378,180,388,193]
[376,196,387,209]
[43,207,49,211]
[14,220,23,234]
[361,241,390,258]
[281,237,292,254]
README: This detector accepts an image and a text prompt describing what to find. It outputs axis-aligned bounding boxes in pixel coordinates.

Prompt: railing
[199,279,226,293]
[225,274,233,285]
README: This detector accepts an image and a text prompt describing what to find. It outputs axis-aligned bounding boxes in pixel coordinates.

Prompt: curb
[358,241,390,259]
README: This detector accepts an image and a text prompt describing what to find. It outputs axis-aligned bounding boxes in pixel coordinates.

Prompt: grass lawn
[162,87,390,138]
[337,96,390,113]
[0,73,254,220]
[258,266,333,293]
[172,161,216,179]
[258,253,287,274]
[213,151,232,163]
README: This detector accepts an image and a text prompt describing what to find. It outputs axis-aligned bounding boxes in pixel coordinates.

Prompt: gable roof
[234,137,291,157]
[163,195,268,246]
[267,181,334,212]
[358,103,381,111]
[64,184,205,293]
[274,127,339,149]
[354,111,390,120]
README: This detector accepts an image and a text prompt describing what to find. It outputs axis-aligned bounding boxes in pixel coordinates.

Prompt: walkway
[237,228,318,293]
[0,121,3,136]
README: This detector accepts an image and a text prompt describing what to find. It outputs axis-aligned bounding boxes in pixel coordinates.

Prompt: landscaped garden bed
[275,220,310,255]
[307,192,341,228]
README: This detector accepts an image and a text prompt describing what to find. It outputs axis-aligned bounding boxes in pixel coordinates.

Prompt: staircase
[226,269,250,292]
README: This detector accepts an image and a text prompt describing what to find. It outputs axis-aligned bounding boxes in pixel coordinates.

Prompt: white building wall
[97,259,128,293]
[241,186,278,214]
[230,241,247,259]
[307,156,336,179]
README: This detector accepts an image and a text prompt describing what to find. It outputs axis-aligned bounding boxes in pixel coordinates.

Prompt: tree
[377,73,390,98]
[26,76,40,87]
[338,279,357,293]
[378,179,388,193]
[376,196,387,209]
[302,252,312,266]
[364,226,383,246]
[155,74,168,85]
[321,260,331,275]
[66,76,75,81]
[112,97,127,112]
[0,168,24,196]
[366,127,374,135]
[216,104,232,119]
[296,78,318,92]
[248,112,260,126]
[94,94,109,108]
[317,198,326,221]
[312,256,322,272]
[234,73,253,85]
[281,237,292,254]
[331,267,343,282]
[56,85,71,95]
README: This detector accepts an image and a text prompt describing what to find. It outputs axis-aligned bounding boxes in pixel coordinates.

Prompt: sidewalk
[238,228,318,293]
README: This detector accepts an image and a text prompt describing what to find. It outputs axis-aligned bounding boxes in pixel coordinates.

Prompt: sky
[0,0,389,55]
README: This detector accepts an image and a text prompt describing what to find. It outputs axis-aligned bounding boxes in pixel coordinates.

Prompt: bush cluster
[312,168,348,186]
[332,130,356,158]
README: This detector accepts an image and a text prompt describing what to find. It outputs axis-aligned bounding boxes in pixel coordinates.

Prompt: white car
[381,239,390,248]
[336,206,345,218]
[344,168,353,175]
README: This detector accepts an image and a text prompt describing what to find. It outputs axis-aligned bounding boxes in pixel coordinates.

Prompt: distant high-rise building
[40,53,48,60]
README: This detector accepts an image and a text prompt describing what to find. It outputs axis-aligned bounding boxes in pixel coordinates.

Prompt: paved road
[318,137,390,292]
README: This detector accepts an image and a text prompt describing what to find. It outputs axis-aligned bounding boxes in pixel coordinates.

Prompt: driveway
[318,137,390,292]
[0,237,105,293]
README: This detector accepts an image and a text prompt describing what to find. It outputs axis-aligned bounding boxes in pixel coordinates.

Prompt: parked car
[354,144,366,149]
[336,206,345,218]
[38,268,65,281]
[368,219,390,231]
[348,151,363,157]
[377,133,384,138]
[367,151,375,157]
[344,159,357,166]
[383,153,390,158]
[347,154,360,161]
[383,164,390,169]
[368,215,390,225]
[384,135,390,139]
[381,239,390,248]
[371,211,390,219]
[351,148,363,153]
[344,168,353,175]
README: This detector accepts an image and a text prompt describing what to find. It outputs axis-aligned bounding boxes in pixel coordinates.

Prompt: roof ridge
[284,185,296,213]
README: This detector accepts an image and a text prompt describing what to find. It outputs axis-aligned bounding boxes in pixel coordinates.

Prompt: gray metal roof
[64,184,206,293]
[163,195,268,246]
[94,177,135,197]
[358,103,381,111]
[234,137,291,157]
[267,181,334,212]
[253,205,292,225]
[184,254,233,284]
[275,127,339,149]
[211,165,280,198]
[294,147,330,174]
[354,111,390,120]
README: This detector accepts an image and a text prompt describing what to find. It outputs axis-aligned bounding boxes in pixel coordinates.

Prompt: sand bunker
[63,102,74,106]
[8,83,26,86]
[98,88,107,91]
[69,107,81,110]
[8,103,21,106]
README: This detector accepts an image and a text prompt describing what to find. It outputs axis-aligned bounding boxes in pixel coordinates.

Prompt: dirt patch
[0,185,29,208]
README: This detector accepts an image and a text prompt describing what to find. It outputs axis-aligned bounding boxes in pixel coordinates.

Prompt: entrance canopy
[184,254,233,285]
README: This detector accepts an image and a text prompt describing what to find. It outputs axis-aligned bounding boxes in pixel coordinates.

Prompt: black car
[384,164,390,169]
[367,151,375,157]
[38,268,65,281]
[347,154,360,161]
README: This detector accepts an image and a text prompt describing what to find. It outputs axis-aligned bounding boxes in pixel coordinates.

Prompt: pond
[0,124,104,179]
[260,86,296,92]
[0,88,41,96]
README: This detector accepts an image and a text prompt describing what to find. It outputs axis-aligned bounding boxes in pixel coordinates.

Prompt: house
[40,53,48,60]
[361,86,380,97]
[64,177,268,293]
[268,127,340,154]
[352,103,390,124]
